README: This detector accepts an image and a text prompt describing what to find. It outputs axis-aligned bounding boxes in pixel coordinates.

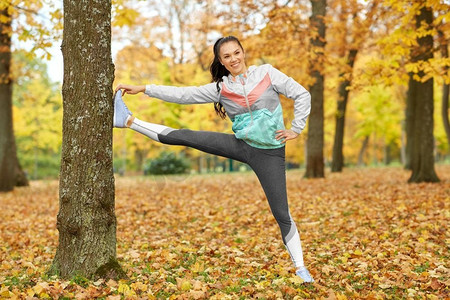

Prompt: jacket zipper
[238,75,253,139]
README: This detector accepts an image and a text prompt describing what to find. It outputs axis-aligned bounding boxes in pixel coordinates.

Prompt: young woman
[114,36,314,282]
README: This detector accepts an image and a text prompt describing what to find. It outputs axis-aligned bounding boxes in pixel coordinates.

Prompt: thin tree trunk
[331,49,358,172]
[357,135,369,166]
[400,120,406,165]
[438,30,450,151]
[305,0,326,178]
[384,142,392,165]
[228,158,234,172]
[0,5,28,192]
[134,148,148,172]
[50,0,125,279]
[408,5,439,183]
[405,81,414,170]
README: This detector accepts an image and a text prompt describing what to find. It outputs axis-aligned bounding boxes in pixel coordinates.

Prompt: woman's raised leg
[114,90,249,163]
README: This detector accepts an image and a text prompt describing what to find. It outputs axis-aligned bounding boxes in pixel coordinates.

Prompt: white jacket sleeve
[268,65,311,134]
[144,83,219,104]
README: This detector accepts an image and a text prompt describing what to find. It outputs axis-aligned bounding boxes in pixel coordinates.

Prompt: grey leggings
[158,129,296,245]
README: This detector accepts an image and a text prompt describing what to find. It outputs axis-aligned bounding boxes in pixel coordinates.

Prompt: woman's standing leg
[247,147,314,282]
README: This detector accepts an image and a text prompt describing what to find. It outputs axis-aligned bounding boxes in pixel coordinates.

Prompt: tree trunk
[228,158,234,172]
[134,148,148,172]
[13,142,29,186]
[305,0,326,178]
[400,120,406,165]
[50,0,125,279]
[407,6,439,183]
[0,5,29,192]
[405,81,414,170]
[331,49,358,172]
[384,142,392,166]
[0,7,15,192]
[438,30,450,151]
[357,135,369,166]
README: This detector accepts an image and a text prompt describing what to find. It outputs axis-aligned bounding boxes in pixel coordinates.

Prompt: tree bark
[305,0,326,178]
[331,49,358,172]
[0,5,29,192]
[50,0,125,279]
[407,5,439,183]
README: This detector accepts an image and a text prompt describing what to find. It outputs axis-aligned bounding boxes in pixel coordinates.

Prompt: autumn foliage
[1,166,448,299]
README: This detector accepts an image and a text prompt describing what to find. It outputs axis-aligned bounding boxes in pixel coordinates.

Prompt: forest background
[9,0,450,179]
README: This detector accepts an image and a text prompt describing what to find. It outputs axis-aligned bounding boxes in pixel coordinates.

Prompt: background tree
[0,4,18,192]
[406,3,439,183]
[330,0,381,172]
[437,28,449,151]
[305,0,327,178]
[0,3,27,191]
[50,0,125,279]
[0,0,61,191]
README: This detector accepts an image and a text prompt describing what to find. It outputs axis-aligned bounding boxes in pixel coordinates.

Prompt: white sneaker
[296,266,314,283]
[113,90,132,128]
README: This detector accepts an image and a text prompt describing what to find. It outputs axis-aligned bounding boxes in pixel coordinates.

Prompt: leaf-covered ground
[1,165,449,299]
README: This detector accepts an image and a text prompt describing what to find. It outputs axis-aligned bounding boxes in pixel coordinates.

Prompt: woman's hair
[210,36,244,119]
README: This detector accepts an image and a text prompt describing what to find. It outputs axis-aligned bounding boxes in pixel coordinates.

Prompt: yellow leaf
[39,292,51,299]
[191,261,205,273]
[33,284,44,295]
[353,249,363,256]
[234,257,245,263]
[336,293,348,300]
[396,203,406,211]
[180,280,191,291]
[0,288,12,299]
[118,282,130,293]
[26,288,35,297]
[289,276,304,285]
[131,282,148,292]
[272,278,284,286]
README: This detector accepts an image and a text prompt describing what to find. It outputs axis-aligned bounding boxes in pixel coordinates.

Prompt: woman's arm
[268,65,311,135]
[115,83,219,105]
[115,84,145,95]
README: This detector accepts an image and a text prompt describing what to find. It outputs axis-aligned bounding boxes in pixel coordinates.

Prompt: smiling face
[219,41,247,77]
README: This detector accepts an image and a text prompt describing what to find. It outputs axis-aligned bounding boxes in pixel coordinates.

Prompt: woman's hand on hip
[275,129,299,144]
[115,84,146,95]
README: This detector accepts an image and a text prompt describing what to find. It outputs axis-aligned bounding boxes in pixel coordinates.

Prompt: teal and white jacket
[144,64,311,149]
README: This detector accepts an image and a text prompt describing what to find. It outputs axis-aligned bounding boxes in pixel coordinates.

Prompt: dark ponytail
[210,36,244,119]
